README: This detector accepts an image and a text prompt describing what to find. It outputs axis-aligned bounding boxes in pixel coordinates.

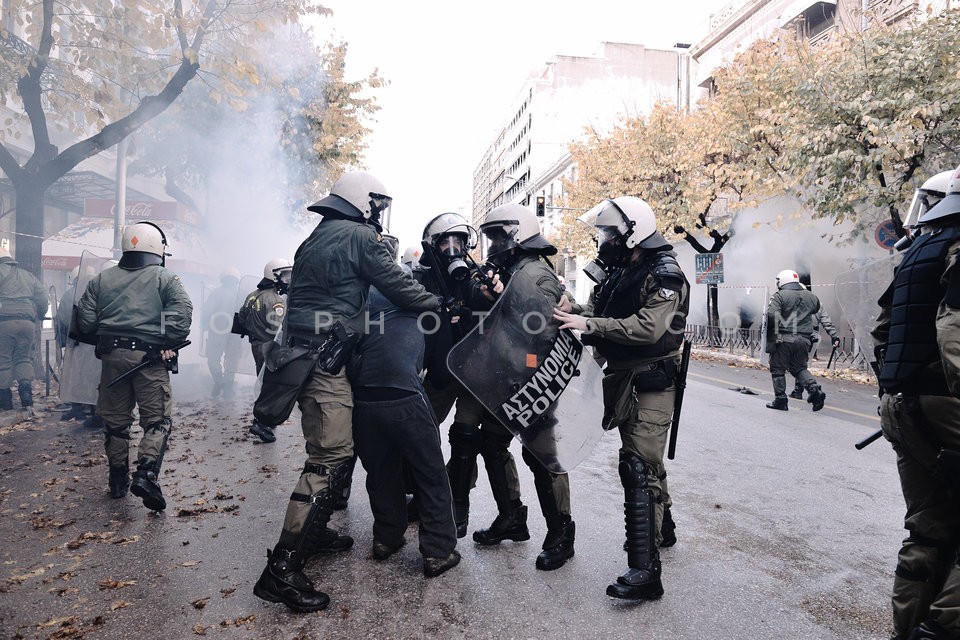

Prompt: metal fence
[685,324,867,369]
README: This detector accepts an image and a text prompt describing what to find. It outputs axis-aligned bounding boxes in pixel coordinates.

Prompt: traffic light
[536,196,545,217]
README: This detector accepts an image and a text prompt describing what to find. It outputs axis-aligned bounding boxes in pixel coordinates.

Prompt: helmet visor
[438,233,468,258]
[368,192,393,229]
[481,222,520,256]
[904,189,942,229]
[273,267,292,284]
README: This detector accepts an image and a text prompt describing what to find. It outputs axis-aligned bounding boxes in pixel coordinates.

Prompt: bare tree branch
[18,0,56,171]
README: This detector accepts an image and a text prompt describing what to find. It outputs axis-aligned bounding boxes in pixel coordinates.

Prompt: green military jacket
[239,282,284,344]
[573,262,690,369]
[503,254,563,305]
[286,218,439,337]
[0,257,48,321]
[76,264,193,346]
[767,285,821,338]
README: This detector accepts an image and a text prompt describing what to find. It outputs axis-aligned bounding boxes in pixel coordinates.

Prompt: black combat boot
[660,507,677,548]
[16,380,33,409]
[310,527,353,555]
[906,621,953,639]
[607,559,663,600]
[130,460,166,511]
[253,544,330,612]
[765,397,788,411]
[0,388,13,411]
[423,550,461,578]
[108,465,129,499]
[536,516,575,571]
[789,384,804,400]
[608,451,663,600]
[473,503,530,545]
[806,384,826,412]
[249,419,276,443]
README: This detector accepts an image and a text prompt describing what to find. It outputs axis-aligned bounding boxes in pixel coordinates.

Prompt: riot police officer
[252,171,441,613]
[553,196,689,599]
[238,258,291,375]
[790,304,841,399]
[473,203,575,571]
[0,244,48,415]
[872,164,960,640]
[764,269,827,411]
[414,212,519,539]
[203,267,241,399]
[75,222,193,508]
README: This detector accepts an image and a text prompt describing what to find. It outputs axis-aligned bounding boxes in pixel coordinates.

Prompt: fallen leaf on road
[191,597,210,609]
[98,579,136,590]
[110,600,131,610]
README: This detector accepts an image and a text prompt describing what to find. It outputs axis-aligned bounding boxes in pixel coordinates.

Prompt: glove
[832,338,840,348]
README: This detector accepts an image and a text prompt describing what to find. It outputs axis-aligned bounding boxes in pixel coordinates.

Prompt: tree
[0,0,328,274]
[131,33,384,219]
[736,9,960,239]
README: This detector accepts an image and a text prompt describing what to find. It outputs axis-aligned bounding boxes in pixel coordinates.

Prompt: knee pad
[618,451,652,490]
[449,422,482,456]
[481,428,513,459]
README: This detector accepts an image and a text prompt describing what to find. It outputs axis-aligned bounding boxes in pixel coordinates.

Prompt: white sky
[307,0,731,250]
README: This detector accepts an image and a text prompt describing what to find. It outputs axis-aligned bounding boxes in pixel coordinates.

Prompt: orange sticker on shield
[525,353,537,368]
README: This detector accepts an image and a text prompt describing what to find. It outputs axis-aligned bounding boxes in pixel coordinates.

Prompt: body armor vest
[586,251,688,361]
[879,225,960,394]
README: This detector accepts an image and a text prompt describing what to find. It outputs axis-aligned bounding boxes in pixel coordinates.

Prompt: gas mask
[584,226,628,283]
[274,268,292,295]
[483,225,519,269]
[437,233,469,281]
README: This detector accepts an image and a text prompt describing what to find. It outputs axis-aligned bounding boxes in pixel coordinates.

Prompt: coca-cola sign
[84,199,199,226]
[41,256,82,271]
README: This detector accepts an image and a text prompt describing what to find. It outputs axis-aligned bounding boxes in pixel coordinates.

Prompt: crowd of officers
[1,160,957,638]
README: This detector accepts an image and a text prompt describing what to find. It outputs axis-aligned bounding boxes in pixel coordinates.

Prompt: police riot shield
[60,252,111,405]
[227,275,261,376]
[834,254,900,363]
[446,278,604,473]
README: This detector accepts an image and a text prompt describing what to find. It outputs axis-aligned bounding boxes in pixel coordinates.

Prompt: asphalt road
[0,353,900,640]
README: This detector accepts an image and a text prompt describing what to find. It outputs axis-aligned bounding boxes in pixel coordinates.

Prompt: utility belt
[288,321,359,376]
[97,335,160,355]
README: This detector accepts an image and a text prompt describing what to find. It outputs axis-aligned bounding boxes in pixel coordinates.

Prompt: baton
[107,340,191,388]
[826,344,838,369]
[667,340,692,460]
[855,428,883,450]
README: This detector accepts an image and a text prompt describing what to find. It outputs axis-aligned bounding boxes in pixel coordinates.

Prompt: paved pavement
[0,354,900,639]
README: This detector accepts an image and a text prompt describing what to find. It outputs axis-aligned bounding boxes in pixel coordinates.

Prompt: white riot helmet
[401,246,421,268]
[119,221,168,268]
[479,203,556,267]
[306,170,393,232]
[918,164,960,225]
[423,212,479,280]
[263,258,292,280]
[578,196,669,283]
[776,269,801,289]
[904,169,953,229]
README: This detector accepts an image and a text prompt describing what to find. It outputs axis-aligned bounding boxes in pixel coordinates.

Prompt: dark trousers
[354,392,457,559]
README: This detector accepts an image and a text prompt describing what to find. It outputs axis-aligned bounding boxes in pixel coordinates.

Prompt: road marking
[689,371,880,422]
